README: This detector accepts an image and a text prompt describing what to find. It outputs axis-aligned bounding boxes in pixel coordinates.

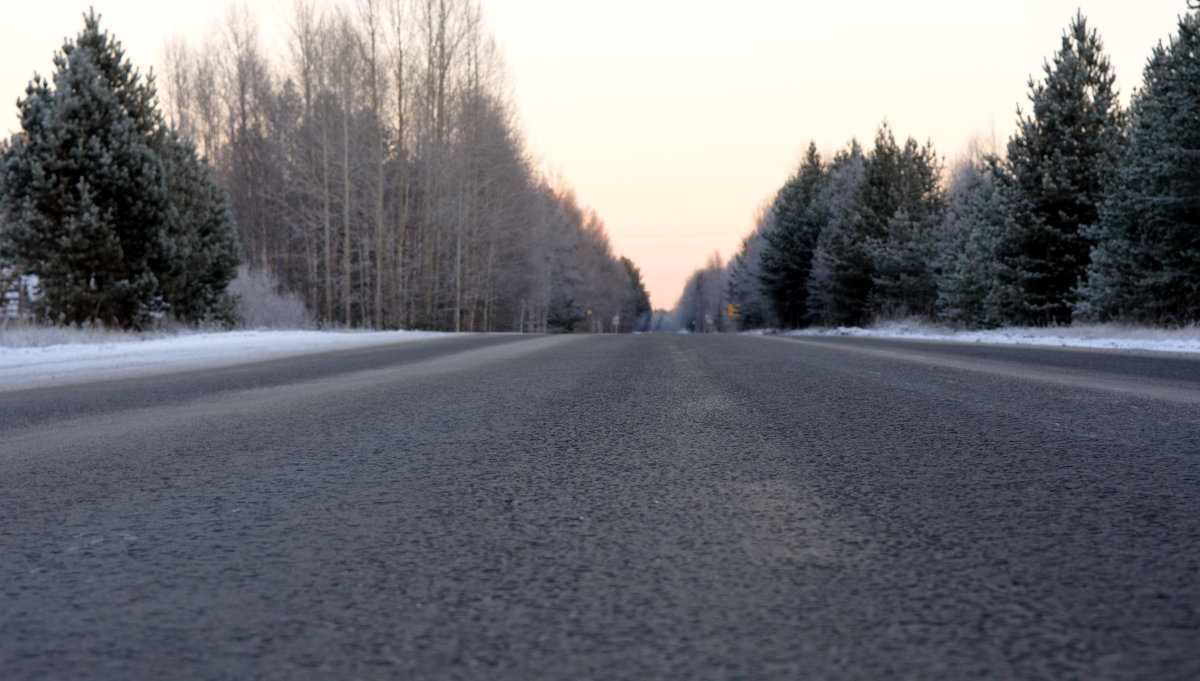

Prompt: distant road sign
[727,304,742,318]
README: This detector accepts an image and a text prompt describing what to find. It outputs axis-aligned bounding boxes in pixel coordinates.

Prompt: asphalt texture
[2,333,1198,680]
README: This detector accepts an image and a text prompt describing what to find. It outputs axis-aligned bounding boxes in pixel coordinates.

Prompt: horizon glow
[1,0,1189,308]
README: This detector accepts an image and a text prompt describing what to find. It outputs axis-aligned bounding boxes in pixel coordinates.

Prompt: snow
[774,321,1200,354]
[0,329,450,392]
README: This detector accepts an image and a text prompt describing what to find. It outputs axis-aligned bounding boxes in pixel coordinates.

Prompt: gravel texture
[2,333,1198,680]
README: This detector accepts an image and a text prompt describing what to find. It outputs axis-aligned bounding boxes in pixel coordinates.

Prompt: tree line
[1,2,652,332]
[677,7,1199,332]
[162,0,649,332]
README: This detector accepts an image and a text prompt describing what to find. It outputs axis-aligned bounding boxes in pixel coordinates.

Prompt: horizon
[0,0,1190,309]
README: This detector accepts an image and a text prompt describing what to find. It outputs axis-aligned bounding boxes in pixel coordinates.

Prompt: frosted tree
[1005,11,1124,325]
[806,141,868,326]
[158,0,642,332]
[1,11,239,327]
[936,156,1024,327]
[672,253,728,333]
[864,127,945,318]
[726,209,776,331]
[155,131,242,324]
[759,142,825,328]
[1080,7,1200,324]
[1,16,167,327]
[620,256,652,332]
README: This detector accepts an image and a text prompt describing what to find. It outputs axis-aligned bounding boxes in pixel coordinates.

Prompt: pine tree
[806,141,869,326]
[866,130,945,317]
[155,132,242,324]
[805,126,943,326]
[1005,11,1124,325]
[1080,8,1200,324]
[0,10,240,328]
[619,256,652,331]
[1,43,167,326]
[759,142,824,328]
[726,228,775,330]
[937,157,1025,327]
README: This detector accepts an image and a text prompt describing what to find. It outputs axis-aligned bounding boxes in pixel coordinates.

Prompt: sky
[0,1,1191,309]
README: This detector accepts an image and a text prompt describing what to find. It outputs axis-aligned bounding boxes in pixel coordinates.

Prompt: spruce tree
[936,157,1025,328]
[1,44,167,326]
[1005,11,1124,325]
[726,229,775,330]
[620,256,652,331]
[156,131,241,324]
[806,141,869,326]
[805,125,944,325]
[866,130,945,317]
[0,11,240,328]
[759,142,824,328]
[1081,8,1200,324]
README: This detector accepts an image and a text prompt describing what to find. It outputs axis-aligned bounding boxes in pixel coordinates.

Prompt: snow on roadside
[771,321,1200,355]
[0,329,450,392]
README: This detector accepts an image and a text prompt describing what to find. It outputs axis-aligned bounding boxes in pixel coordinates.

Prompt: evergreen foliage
[546,295,586,333]
[155,132,242,324]
[620,256,653,332]
[759,142,824,328]
[1080,8,1200,324]
[806,141,869,326]
[936,157,1025,327]
[673,8,1198,333]
[862,126,945,317]
[1004,11,1124,325]
[0,11,239,328]
[1,41,167,326]
[726,228,775,331]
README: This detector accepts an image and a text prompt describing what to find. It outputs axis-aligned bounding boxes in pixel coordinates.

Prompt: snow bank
[779,321,1200,354]
[0,329,449,392]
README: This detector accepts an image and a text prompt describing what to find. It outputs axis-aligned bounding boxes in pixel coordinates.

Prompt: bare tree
[161,0,640,332]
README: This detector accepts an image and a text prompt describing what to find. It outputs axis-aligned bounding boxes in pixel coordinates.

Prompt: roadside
[751,320,1200,355]
[0,329,453,392]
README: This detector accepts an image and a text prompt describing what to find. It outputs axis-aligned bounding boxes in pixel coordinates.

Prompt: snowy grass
[0,321,171,348]
[772,319,1200,354]
[0,328,451,392]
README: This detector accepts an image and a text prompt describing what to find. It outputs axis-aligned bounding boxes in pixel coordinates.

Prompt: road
[2,333,1198,680]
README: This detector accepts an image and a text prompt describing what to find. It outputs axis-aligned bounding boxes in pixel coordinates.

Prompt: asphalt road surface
[2,333,1198,680]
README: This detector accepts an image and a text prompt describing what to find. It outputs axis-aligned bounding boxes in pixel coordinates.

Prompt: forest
[675,7,1200,333]
[0,0,653,332]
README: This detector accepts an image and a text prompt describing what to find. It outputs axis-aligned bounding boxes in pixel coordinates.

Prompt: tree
[155,131,242,324]
[1004,11,1124,324]
[1,16,167,327]
[672,253,727,333]
[620,256,652,332]
[864,128,945,318]
[1,11,239,328]
[936,155,1024,328]
[158,0,642,332]
[1080,7,1200,324]
[806,141,870,326]
[726,213,775,331]
[759,142,824,328]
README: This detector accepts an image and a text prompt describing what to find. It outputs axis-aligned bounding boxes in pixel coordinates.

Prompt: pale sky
[0,1,1190,308]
